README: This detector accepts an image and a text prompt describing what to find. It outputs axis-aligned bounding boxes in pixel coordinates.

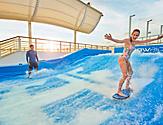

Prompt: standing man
[26,44,39,78]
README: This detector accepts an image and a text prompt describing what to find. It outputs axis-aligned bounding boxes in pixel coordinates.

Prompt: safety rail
[0,35,163,58]
[0,36,112,58]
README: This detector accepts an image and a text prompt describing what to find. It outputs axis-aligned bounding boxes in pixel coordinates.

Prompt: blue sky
[0,0,163,45]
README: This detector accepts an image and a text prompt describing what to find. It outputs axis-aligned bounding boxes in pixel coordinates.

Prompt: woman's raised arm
[104,34,124,43]
[134,34,163,44]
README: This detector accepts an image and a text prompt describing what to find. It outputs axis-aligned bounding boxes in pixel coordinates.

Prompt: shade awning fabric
[0,0,103,33]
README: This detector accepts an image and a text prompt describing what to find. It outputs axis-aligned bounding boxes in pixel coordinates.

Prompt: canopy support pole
[28,0,39,46]
[28,21,32,45]
[73,4,89,51]
[74,30,77,51]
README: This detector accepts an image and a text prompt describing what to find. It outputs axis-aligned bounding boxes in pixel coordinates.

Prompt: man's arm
[26,51,29,63]
[36,52,39,62]
[134,35,163,44]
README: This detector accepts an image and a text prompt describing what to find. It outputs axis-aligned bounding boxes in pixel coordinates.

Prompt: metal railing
[0,36,112,58]
[0,35,163,58]
[0,36,18,58]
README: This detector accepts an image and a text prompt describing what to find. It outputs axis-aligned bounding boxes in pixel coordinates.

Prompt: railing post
[35,38,37,51]
[0,43,1,58]
[14,38,16,52]
[161,36,163,44]
[159,35,161,44]
[10,48,12,54]
[111,47,114,54]
[69,43,71,52]
[78,43,79,50]
[60,41,62,52]
[18,36,21,51]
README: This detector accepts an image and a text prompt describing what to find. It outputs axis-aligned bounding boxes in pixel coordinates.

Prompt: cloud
[0,19,27,40]
[82,0,163,42]
[78,0,129,45]
[131,0,163,36]
[145,0,163,35]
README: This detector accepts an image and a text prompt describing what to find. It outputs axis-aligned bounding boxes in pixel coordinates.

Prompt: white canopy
[0,0,103,34]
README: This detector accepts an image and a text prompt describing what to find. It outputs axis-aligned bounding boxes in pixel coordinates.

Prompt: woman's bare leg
[126,61,133,90]
[117,57,128,96]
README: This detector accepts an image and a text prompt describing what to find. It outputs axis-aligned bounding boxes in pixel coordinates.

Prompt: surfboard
[112,89,131,100]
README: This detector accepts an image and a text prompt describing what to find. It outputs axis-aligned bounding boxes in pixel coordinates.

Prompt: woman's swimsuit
[122,46,135,60]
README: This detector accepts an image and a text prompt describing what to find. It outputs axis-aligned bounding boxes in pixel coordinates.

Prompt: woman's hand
[104,33,113,40]
[157,34,163,40]
[104,34,124,43]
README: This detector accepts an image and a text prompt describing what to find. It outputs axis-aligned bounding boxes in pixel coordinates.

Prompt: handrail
[0,36,111,58]
[0,36,18,43]
[0,35,163,58]
[17,36,109,47]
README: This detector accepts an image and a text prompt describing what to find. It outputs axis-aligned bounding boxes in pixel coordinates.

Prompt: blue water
[0,48,163,125]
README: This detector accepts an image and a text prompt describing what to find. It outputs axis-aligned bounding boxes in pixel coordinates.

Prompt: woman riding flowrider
[105,29,163,96]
